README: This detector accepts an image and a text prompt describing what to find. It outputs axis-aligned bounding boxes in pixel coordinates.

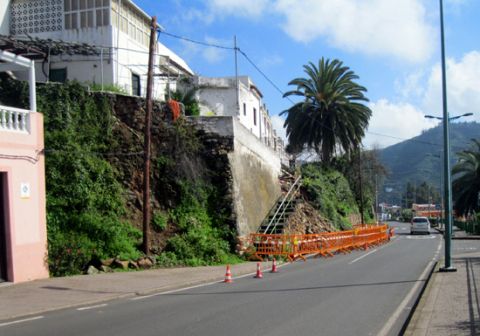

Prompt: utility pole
[234,35,240,116]
[142,16,157,255]
[357,146,365,225]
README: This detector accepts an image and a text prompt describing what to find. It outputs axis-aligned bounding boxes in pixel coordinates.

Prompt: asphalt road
[1,222,443,336]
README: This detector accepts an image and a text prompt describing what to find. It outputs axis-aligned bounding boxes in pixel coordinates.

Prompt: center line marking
[77,304,108,311]
[0,316,44,327]
[348,249,378,264]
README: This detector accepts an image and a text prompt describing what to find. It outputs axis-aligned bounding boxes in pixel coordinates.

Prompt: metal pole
[439,0,456,272]
[357,147,365,225]
[234,35,240,116]
[100,48,104,92]
[142,16,157,255]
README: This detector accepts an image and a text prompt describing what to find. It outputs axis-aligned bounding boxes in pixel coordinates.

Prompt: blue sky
[137,0,479,148]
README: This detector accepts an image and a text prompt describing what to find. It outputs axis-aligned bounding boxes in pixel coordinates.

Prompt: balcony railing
[0,105,30,133]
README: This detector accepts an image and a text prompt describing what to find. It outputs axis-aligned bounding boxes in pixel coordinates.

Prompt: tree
[452,139,480,216]
[281,58,372,163]
[169,87,200,116]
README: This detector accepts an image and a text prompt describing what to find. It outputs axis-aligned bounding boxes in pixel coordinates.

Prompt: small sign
[20,183,30,199]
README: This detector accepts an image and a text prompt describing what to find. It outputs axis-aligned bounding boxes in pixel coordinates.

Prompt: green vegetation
[452,139,480,216]
[87,82,128,95]
[281,58,372,163]
[158,181,241,267]
[0,78,239,276]
[152,211,168,231]
[301,163,358,229]
[169,87,201,116]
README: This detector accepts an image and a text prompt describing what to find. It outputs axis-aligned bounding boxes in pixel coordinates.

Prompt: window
[253,107,257,126]
[243,103,246,116]
[49,68,67,83]
[132,73,141,96]
[64,0,109,30]
[111,0,151,47]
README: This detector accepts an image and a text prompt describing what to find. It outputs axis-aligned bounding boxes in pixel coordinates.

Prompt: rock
[87,265,100,275]
[128,261,139,269]
[137,257,154,269]
[112,259,129,270]
[101,258,115,267]
[100,265,112,273]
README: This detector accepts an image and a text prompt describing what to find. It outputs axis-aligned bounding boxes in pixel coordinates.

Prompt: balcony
[0,105,30,133]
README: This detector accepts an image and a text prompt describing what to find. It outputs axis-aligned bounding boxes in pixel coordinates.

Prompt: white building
[184,75,282,152]
[2,0,193,99]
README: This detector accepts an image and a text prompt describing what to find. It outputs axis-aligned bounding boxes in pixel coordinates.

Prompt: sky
[136,0,480,149]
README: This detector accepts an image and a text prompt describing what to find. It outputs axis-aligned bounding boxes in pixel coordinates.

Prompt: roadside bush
[301,163,358,229]
[164,182,241,266]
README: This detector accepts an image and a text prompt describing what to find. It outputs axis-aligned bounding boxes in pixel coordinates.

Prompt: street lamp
[434,0,458,272]
[424,112,473,120]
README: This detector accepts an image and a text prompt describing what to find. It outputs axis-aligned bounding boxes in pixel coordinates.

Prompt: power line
[159,30,235,50]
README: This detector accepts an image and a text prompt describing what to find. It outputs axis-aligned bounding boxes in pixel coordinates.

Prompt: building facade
[184,75,285,157]
[4,0,193,99]
[0,50,49,283]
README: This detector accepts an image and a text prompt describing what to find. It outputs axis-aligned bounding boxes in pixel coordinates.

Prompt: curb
[401,260,438,335]
[0,262,276,322]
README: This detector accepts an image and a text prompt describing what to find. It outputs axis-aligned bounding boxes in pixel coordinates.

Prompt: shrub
[301,163,358,229]
[152,211,169,231]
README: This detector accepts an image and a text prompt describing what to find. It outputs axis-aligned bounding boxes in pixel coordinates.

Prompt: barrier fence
[250,225,393,262]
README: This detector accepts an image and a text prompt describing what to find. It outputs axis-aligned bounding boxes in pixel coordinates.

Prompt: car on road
[410,216,430,235]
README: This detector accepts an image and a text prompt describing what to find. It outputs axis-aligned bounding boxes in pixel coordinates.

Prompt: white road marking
[131,262,290,301]
[77,304,108,311]
[405,235,436,240]
[0,316,44,327]
[377,238,442,336]
[348,249,378,264]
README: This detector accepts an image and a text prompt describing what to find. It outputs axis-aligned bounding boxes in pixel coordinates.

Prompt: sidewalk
[405,242,480,335]
[0,261,263,321]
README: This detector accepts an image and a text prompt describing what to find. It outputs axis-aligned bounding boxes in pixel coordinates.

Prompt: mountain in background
[378,122,480,206]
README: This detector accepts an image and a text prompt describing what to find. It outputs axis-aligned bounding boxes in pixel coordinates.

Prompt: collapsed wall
[107,93,281,242]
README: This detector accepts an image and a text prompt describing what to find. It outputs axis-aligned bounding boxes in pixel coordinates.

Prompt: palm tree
[281,58,372,163]
[452,139,480,216]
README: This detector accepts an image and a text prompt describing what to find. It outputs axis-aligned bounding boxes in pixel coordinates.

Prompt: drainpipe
[29,60,36,112]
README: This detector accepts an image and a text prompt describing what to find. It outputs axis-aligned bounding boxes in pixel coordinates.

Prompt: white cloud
[363,99,437,149]
[270,114,287,143]
[201,36,231,64]
[206,0,270,18]
[422,51,480,122]
[273,0,435,63]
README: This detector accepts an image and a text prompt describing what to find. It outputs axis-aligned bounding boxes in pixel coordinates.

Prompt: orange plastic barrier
[250,225,392,262]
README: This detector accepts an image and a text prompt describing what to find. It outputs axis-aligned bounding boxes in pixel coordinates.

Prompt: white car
[411,217,430,235]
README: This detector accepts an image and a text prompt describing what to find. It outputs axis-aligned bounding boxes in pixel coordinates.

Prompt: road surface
[1,222,445,336]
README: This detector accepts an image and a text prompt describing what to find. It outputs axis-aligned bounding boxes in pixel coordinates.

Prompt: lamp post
[426,0,469,272]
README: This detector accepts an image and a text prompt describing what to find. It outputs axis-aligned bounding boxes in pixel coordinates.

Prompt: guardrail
[250,225,393,261]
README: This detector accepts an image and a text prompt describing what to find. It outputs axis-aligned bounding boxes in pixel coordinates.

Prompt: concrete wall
[0,110,49,283]
[230,118,282,235]
[0,0,9,35]
[191,116,281,236]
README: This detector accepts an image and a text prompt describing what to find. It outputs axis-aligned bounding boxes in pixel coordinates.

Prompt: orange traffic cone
[224,265,233,283]
[254,262,263,278]
[271,258,278,273]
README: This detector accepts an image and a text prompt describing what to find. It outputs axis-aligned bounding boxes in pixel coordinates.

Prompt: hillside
[379,122,480,205]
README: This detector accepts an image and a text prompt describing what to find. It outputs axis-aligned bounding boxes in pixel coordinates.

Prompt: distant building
[181,75,287,161]
[2,0,193,99]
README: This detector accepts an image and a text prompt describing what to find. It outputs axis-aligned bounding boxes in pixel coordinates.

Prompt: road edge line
[377,259,437,336]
